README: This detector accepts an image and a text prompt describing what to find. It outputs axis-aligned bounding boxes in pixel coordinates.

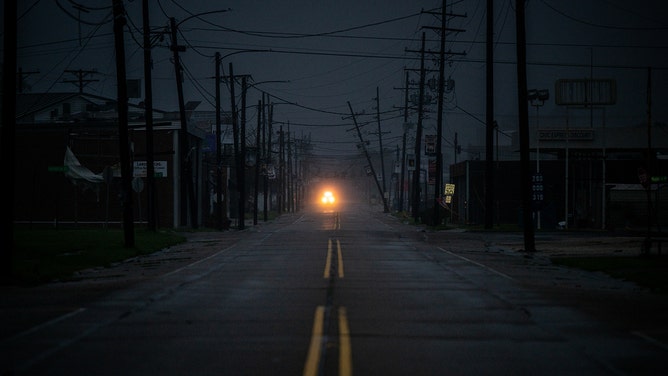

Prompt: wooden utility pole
[228,63,243,229]
[278,125,284,214]
[239,75,247,227]
[411,33,426,222]
[349,101,389,213]
[170,17,189,227]
[645,67,653,252]
[63,69,99,93]
[215,52,225,230]
[264,103,273,221]
[113,0,135,247]
[515,0,536,252]
[399,70,409,212]
[484,0,494,229]
[432,0,447,226]
[2,0,17,282]
[142,0,156,231]
[374,87,389,212]
[254,100,261,225]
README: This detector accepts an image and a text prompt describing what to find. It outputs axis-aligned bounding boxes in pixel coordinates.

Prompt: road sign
[532,173,544,205]
[651,176,667,183]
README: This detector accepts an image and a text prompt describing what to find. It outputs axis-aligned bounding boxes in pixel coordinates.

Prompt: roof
[16,92,170,120]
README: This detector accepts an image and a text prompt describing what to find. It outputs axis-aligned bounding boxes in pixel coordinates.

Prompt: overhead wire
[539,0,668,30]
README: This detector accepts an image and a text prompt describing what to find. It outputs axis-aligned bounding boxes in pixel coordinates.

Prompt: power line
[539,0,668,31]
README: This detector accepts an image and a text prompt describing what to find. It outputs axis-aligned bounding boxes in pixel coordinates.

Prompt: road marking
[336,240,344,278]
[4,307,86,344]
[303,306,353,376]
[338,307,352,376]
[437,247,516,281]
[334,212,341,230]
[303,306,325,376]
[325,239,333,278]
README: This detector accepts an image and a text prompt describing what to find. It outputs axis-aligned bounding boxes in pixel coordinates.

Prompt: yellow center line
[336,240,344,278]
[324,239,333,279]
[303,306,325,376]
[334,212,341,230]
[338,307,352,376]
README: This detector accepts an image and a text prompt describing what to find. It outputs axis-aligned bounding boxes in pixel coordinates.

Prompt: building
[449,122,668,230]
[14,92,209,229]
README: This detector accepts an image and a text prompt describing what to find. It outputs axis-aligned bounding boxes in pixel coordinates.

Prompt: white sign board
[133,161,168,177]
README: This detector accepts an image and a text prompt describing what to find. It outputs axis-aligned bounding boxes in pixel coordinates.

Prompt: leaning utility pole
[515,0,536,252]
[374,87,388,212]
[348,101,390,213]
[113,0,135,247]
[411,33,427,223]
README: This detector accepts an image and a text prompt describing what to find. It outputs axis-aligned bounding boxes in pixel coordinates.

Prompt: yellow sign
[444,183,455,196]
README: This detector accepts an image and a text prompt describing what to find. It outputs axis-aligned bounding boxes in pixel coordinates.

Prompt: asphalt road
[2,203,667,375]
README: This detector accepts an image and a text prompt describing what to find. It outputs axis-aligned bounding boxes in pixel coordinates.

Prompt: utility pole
[484,0,495,229]
[348,101,389,213]
[63,69,99,93]
[169,17,189,227]
[215,52,225,230]
[287,124,293,212]
[142,0,156,231]
[398,70,409,212]
[113,0,135,247]
[645,66,653,252]
[421,1,466,226]
[264,103,273,221]
[228,63,244,229]
[515,0,536,252]
[2,0,17,283]
[278,125,284,214]
[220,70,251,228]
[254,99,261,225]
[373,87,389,212]
[240,75,247,227]
[431,0,447,226]
[411,33,427,223]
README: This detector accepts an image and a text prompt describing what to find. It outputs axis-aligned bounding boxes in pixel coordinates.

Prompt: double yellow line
[303,239,352,376]
[333,212,341,230]
[324,239,344,279]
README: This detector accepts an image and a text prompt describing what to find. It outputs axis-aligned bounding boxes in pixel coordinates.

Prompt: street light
[527,89,549,229]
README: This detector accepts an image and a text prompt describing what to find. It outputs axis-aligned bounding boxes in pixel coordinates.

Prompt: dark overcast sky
[10,0,668,159]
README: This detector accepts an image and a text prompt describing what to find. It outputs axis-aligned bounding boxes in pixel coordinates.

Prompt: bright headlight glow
[321,190,335,204]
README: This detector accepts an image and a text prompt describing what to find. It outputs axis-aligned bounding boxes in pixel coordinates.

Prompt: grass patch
[13,229,186,285]
[551,256,668,293]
